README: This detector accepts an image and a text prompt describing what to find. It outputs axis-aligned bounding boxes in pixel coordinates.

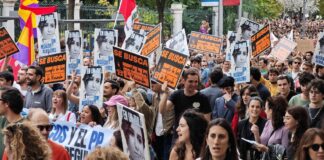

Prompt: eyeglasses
[309,143,324,151]
[294,61,301,65]
[36,124,54,132]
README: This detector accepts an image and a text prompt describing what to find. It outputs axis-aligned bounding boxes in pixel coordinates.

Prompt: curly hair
[86,146,128,160]
[3,122,51,160]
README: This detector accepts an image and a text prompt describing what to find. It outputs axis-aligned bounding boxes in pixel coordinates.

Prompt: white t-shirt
[49,111,77,123]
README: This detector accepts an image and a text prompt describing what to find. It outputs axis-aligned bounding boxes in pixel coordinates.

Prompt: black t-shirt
[169,89,211,140]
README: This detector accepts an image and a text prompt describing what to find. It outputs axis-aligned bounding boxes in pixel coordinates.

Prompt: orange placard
[38,53,66,84]
[0,27,19,59]
[251,25,271,57]
[188,31,222,54]
[152,48,188,89]
[113,47,150,88]
[141,23,161,56]
[133,23,155,33]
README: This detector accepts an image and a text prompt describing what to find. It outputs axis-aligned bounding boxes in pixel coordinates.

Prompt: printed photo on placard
[225,31,238,61]
[117,103,150,160]
[79,66,104,112]
[165,29,189,56]
[122,31,146,54]
[66,30,83,75]
[37,12,61,56]
[93,29,118,72]
[314,32,324,66]
[237,18,262,41]
[229,41,251,84]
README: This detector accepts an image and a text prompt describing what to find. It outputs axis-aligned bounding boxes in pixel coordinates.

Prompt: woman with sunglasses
[283,106,310,160]
[49,90,76,123]
[295,128,324,160]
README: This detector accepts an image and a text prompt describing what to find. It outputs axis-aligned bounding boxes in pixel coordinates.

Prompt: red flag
[119,0,136,23]
[223,0,240,6]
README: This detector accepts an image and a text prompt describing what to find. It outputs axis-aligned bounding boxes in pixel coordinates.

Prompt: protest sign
[93,29,118,72]
[152,48,188,89]
[189,31,222,54]
[37,12,61,57]
[237,18,262,41]
[38,52,66,84]
[122,31,146,54]
[166,29,190,56]
[229,41,251,84]
[49,122,114,160]
[296,39,314,53]
[314,32,324,66]
[141,23,162,57]
[117,103,150,160]
[0,27,19,59]
[133,23,155,34]
[65,30,83,76]
[225,31,238,61]
[251,25,271,57]
[113,47,150,88]
[79,66,104,112]
[270,37,297,62]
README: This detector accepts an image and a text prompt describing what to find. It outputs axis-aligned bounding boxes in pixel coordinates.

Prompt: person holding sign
[38,13,57,41]
[97,30,116,58]
[67,31,82,60]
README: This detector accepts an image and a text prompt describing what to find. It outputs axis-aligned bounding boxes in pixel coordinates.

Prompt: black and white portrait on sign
[238,18,261,41]
[67,30,82,60]
[122,31,146,54]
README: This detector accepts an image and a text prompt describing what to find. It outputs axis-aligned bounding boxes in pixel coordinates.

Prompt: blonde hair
[86,146,128,160]
[51,90,68,114]
[3,122,51,160]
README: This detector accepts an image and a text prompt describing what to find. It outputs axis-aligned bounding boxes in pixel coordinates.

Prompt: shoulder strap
[67,112,71,121]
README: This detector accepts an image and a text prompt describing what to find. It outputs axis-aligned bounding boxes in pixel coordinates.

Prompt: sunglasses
[309,143,324,152]
[37,124,54,132]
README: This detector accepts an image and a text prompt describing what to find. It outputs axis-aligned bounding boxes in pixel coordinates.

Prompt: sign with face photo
[225,31,238,61]
[79,66,104,112]
[37,12,61,57]
[314,32,324,66]
[65,30,83,76]
[122,31,146,54]
[165,29,189,56]
[237,18,262,41]
[117,103,150,160]
[229,40,251,84]
[93,29,118,72]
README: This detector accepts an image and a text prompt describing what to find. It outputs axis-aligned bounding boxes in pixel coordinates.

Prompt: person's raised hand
[161,81,169,93]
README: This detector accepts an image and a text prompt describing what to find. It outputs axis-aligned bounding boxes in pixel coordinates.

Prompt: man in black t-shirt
[159,67,211,141]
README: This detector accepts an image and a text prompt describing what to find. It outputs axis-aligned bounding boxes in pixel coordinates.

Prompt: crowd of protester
[0,18,323,160]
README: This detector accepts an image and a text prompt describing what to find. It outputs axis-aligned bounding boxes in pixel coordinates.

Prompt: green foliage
[183,8,212,34]
[243,0,283,19]
[320,0,324,17]
[224,6,238,33]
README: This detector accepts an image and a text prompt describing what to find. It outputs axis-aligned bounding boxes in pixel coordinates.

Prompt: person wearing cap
[212,76,239,123]
[103,95,128,130]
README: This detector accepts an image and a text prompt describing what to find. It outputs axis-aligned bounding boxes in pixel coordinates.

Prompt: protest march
[0,0,323,159]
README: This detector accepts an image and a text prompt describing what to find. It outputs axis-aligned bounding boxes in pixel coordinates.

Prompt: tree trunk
[156,0,166,42]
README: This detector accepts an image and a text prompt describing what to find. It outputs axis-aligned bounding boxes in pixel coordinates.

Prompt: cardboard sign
[79,66,104,112]
[237,18,262,41]
[251,25,271,57]
[225,31,238,61]
[133,23,155,34]
[65,30,83,76]
[271,37,297,62]
[113,47,150,88]
[152,48,188,89]
[122,31,147,54]
[229,41,251,84]
[296,39,314,53]
[165,29,190,56]
[117,103,150,160]
[0,27,19,59]
[189,31,222,54]
[314,32,324,66]
[38,52,66,84]
[141,23,162,56]
[37,12,61,57]
[49,122,114,160]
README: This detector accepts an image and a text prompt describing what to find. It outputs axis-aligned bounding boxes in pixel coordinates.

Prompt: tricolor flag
[13,0,56,66]
[118,0,137,37]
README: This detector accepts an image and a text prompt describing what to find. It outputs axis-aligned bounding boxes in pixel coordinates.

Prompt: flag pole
[113,0,123,29]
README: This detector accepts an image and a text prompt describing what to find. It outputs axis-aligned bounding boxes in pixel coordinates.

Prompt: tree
[278,0,319,15]
[243,0,283,19]
[319,0,324,17]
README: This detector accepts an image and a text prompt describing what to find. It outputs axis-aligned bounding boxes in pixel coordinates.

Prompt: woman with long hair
[284,106,310,160]
[255,96,289,151]
[232,85,258,134]
[49,90,76,123]
[199,118,239,160]
[295,128,324,160]
[80,105,103,126]
[169,110,208,160]
[103,95,128,130]
[3,122,51,160]
[237,97,267,160]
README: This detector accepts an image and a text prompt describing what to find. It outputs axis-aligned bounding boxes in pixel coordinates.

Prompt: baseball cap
[104,95,128,107]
